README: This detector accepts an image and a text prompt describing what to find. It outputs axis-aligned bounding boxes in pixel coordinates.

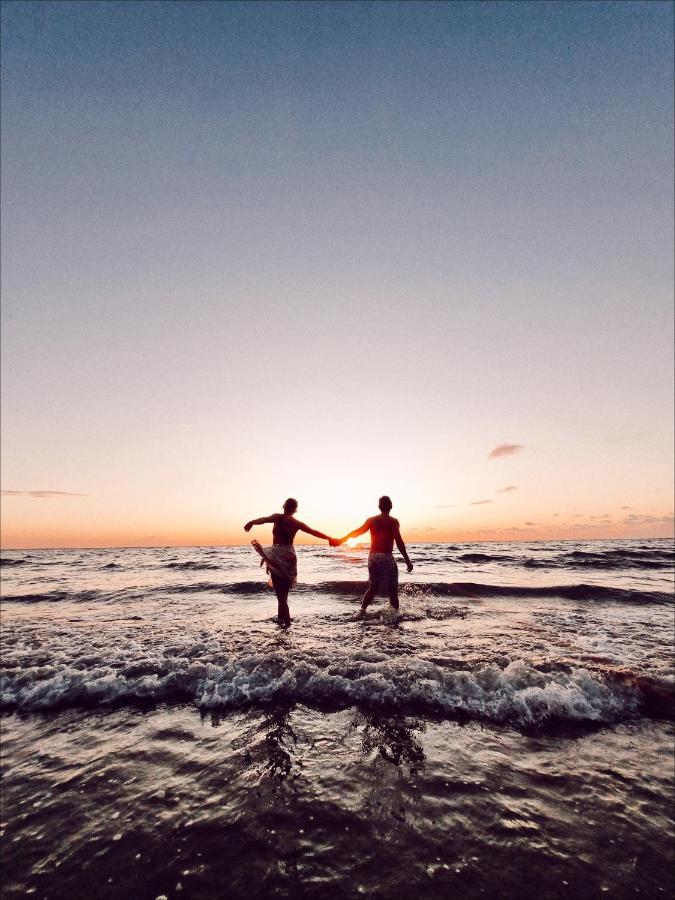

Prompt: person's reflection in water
[350,710,426,772]
[261,704,299,781]
[203,705,299,781]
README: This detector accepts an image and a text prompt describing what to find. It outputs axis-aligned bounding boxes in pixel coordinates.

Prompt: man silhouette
[334,496,413,615]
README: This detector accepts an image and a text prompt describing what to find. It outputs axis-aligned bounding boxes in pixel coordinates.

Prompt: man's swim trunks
[368,552,398,597]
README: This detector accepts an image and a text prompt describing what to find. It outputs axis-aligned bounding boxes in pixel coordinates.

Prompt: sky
[1,0,673,548]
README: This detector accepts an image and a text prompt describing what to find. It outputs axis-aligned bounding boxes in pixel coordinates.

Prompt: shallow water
[1,540,674,898]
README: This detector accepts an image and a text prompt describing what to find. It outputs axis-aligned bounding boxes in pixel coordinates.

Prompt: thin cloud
[489,443,525,459]
[524,521,536,526]
[497,485,517,493]
[1,490,87,498]
[621,513,674,526]
[469,500,493,505]
[620,506,632,510]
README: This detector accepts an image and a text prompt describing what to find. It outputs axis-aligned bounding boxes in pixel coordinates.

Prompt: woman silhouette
[244,498,335,627]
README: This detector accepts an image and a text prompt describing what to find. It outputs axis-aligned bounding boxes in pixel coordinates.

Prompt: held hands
[328,537,342,547]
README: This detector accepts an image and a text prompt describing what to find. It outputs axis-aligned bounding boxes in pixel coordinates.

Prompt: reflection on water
[0,706,673,900]
[1,539,674,898]
[260,704,299,781]
[350,710,427,771]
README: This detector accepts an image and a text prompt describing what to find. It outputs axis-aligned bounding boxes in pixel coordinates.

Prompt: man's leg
[271,574,292,626]
[389,586,399,611]
[360,586,375,614]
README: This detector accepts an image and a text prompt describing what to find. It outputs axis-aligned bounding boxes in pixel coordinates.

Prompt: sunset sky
[1,1,673,549]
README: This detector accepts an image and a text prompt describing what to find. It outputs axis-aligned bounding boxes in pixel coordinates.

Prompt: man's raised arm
[394,522,413,572]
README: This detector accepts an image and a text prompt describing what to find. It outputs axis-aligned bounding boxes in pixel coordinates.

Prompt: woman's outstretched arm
[244,515,277,532]
[297,522,333,542]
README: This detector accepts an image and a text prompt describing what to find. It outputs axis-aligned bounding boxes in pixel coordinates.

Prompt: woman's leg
[271,573,292,626]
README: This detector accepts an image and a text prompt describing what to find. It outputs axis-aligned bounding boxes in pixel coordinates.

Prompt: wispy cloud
[620,505,632,510]
[488,443,525,459]
[524,521,536,526]
[469,499,492,506]
[621,513,674,526]
[1,490,87,498]
[497,485,517,493]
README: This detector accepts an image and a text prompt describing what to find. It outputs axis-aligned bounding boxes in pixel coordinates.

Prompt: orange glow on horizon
[1,516,673,550]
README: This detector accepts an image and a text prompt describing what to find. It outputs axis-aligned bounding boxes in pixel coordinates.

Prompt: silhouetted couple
[244,496,413,627]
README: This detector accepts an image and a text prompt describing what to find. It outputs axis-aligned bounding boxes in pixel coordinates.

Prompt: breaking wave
[1,581,671,605]
[1,649,671,724]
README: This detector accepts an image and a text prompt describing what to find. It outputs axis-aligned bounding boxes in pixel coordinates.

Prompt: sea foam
[2,647,669,725]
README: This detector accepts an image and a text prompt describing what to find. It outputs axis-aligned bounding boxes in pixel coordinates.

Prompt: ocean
[1,539,673,899]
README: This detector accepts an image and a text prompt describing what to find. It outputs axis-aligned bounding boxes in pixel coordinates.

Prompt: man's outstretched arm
[394,523,413,572]
[336,520,370,544]
[244,515,277,532]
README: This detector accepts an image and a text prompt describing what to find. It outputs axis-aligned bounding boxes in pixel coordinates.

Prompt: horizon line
[1,535,673,552]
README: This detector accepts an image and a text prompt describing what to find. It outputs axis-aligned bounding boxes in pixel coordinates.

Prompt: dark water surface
[1,540,674,898]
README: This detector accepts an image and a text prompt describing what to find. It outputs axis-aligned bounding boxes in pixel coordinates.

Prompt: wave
[164,561,221,571]
[162,581,268,595]
[454,547,674,571]
[2,580,671,605]
[0,589,106,603]
[0,557,27,567]
[1,651,671,724]
[559,550,674,571]
[458,553,518,563]
[416,582,673,604]
[302,581,672,604]
[592,548,673,560]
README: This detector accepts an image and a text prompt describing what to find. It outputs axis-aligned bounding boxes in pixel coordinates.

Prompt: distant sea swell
[1,580,672,605]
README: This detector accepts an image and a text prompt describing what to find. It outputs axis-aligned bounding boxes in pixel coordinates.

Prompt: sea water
[1,540,673,899]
